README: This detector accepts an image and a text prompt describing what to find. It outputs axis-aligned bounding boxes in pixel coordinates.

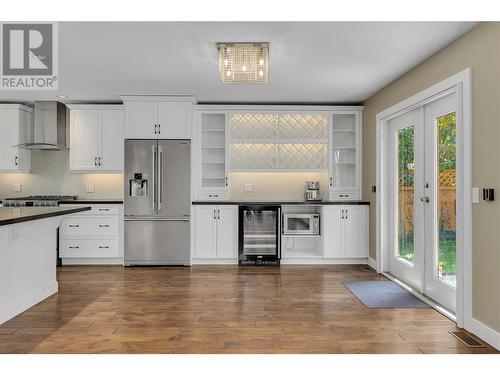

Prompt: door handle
[420,196,430,203]
[341,209,344,219]
[330,177,333,187]
[345,209,348,220]
[152,145,157,211]
[158,124,161,134]
[98,157,102,166]
[94,157,98,166]
[14,156,18,166]
[213,209,217,220]
[225,177,228,186]
[154,124,158,134]
[158,145,163,211]
[217,209,221,220]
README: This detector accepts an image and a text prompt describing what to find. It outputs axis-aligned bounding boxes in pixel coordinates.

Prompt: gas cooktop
[2,195,78,207]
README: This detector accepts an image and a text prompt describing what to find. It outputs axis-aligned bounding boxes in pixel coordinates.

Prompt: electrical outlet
[12,183,22,192]
[85,184,95,193]
[244,184,253,192]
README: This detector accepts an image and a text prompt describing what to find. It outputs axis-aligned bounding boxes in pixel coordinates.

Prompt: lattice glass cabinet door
[329,112,361,200]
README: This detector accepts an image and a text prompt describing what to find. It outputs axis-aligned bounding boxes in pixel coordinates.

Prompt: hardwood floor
[0,265,496,354]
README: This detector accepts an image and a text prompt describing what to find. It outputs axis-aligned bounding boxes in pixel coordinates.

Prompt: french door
[388,92,457,312]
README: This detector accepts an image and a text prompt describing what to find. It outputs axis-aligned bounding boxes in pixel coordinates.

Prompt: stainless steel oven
[283,213,320,235]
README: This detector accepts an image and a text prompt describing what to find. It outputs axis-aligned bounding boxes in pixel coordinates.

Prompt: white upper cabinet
[0,104,32,173]
[122,96,195,139]
[328,111,362,201]
[69,105,124,172]
[197,111,229,200]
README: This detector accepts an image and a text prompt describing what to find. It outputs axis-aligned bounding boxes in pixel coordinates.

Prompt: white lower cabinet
[193,205,238,262]
[323,205,369,259]
[59,204,123,263]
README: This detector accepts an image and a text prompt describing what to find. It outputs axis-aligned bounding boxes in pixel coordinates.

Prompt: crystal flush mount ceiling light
[217,42,269,83]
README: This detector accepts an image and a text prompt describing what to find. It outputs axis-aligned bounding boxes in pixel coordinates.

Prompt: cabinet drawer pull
[98,208,110,211]
[99,224,110,228]
[68,224,80,228]
[208,194,218,198]
[339,194,349,198]
[98,246,109,249]
[69,246,80,249]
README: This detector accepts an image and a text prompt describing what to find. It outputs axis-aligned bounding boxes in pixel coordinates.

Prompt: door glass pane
[436,113,456,286]
[397,126,415,264]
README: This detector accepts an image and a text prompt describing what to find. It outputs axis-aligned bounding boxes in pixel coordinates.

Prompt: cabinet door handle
[69,246,80,249]
[99,224,110,228]
[99,157,102,166]
[217,209,221,220]
[94,157,98,166]
[14,156,18,166]
[225,177,228,186]
[345,209,348,220]
[330,177,333,187]
[154,124,157,134]
[158,124,161,134]
[341,209,344,220]
[68,224,80,228]
[99,246,109,249]
[213,209,217,220]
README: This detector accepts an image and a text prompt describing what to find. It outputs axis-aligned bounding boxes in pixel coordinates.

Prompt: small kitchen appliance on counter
[304,181,321,201]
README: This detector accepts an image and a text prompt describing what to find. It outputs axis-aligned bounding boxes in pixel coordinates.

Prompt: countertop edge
[0,206,92,227]
[192,201,370,205]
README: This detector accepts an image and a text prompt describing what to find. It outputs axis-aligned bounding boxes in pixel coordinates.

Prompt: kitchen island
[0,206,91,324]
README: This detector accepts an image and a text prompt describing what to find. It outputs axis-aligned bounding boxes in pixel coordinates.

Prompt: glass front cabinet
[197,111,229,200]
[195,107,362,202]
[328,111,362,200]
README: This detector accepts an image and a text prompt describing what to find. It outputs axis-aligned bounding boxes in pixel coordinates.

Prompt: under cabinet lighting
[217,42,269,83]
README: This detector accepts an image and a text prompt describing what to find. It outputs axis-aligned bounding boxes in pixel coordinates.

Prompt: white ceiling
[0,22,477,104]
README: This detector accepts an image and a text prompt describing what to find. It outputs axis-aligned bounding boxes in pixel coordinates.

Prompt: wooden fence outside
[398,170,456,234]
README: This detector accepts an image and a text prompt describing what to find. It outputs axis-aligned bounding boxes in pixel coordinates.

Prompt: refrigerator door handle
[158,145,163,211]
[152,145,157,212]
[125,217,190,222]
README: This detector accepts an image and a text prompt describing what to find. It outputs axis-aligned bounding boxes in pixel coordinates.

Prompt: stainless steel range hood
[17,101,68,150]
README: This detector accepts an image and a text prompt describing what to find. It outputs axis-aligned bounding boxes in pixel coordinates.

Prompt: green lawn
[398,237,456,277]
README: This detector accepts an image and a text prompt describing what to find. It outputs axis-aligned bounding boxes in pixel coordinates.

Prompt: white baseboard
[468,318,500,351]
[368,257,377,270]
[190,258,238,265]
[280,258,368,265]
[62,258,124,265]
[0,281,58,325]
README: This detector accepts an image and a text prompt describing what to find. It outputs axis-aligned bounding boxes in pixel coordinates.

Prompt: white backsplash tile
[0,149,123,199]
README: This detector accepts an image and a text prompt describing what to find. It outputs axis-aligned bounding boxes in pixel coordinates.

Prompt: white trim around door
[376,69,474,335]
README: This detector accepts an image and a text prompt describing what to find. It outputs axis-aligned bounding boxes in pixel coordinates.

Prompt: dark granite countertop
[192,200,370,205]
[0,206,91,226]
[58,199,123,204]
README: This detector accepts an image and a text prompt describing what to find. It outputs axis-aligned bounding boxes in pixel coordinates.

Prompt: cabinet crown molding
[120,95,197,104]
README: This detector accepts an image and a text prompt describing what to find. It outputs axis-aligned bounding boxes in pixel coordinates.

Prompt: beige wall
[229,172,328,201]
[362,22,500,331]
[0,149,123,200]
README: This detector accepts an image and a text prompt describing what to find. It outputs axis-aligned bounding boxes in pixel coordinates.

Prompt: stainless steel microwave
[283,213,320,235]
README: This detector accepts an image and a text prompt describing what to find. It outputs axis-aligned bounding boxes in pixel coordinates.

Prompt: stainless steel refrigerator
[124,139,191,265]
